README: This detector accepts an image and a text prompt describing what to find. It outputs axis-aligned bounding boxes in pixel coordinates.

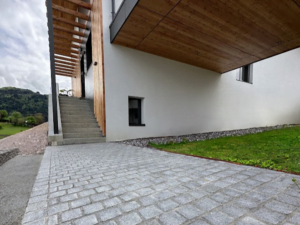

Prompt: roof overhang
[110,0,300,73]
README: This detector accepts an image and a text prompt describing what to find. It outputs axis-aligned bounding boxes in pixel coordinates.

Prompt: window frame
[128,97,145,127]
[237,64,253,84]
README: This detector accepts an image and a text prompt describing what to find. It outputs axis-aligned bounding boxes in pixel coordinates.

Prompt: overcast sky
[0,0,71,94]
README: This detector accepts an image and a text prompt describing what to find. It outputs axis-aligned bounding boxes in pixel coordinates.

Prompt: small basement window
[237,64,253,84]
[129,97,145,126]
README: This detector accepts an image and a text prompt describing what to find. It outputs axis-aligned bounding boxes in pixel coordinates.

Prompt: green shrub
[26,116,36,126]
[0,125,3,130]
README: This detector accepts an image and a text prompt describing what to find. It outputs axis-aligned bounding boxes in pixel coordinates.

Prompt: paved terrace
[22,143,300,225]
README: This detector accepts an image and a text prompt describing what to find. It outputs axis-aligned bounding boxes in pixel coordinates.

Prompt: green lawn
[150,126,300,173]
[0,123,30,139]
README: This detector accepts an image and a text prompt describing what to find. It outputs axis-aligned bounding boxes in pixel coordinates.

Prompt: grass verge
[150,126,300,173]
[0,123,30,138]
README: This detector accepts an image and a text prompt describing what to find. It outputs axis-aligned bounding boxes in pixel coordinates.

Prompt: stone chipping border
[118,124,298,148]
[0,148,19,166]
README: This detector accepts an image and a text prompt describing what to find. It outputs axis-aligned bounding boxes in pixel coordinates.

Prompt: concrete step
[58,137,106,145]
[60,104,91,108]
[59,98,92,103]
[63,132,102,139]
[61,111,93,115]
[60,106,91,111]
[61,115,96,120]
[61,118,97,123]
[62,123,99,128]
[63,128,101,134]
[60,105,91,109]
[60,109,91,113]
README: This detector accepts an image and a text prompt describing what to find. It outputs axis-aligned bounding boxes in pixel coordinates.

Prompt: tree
[0,110,8,121]
[34,113,44,125]
[11,111,23,125]
[26,116,36,126]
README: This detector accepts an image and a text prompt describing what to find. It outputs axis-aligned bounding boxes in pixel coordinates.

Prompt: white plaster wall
[85,66,94,99]
[103,1,300,141]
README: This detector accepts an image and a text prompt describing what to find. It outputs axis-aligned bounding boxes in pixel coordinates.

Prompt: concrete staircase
[58,96,106,145]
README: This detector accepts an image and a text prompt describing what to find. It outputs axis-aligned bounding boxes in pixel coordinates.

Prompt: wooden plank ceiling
[47,0,91,77]
[113,0,300,73]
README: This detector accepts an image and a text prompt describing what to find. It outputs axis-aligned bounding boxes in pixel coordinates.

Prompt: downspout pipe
[112,0,115,20]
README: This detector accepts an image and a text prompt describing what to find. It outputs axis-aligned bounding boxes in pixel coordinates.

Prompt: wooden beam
[55,69,73,74]
[55,46,79,54]
[56,73,73,77]
[54,41,80,50]
[65,0,92,10]
[55,55,78,62]
[55,61,76,68]
[56,68,74,74]
[54,32,82,44]
[56,69,74,75]
[53,14,87,29]
[55,43,80,51]
[53,24,85,37]
[55,60,77,67]
[55,50,79,58]
[55,64,75,69]
[52,3,89,20]
[55,64,75,70]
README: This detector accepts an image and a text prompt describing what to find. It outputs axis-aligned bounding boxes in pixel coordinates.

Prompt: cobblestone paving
[22,143,300,225]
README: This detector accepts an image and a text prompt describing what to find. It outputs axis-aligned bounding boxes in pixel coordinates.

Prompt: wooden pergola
[47,0,92,78]
[46,0,92,134]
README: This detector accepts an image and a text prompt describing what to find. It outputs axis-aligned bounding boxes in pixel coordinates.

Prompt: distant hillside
[0,87,48,121]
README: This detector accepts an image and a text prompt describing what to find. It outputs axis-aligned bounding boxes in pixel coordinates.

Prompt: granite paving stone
[252,208,286,224]
[21,143,300,225]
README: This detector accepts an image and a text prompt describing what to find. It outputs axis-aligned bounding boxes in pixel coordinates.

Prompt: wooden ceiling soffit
[52,3,89,20]
[53,24,85,37]
[111,0,300,73]
[53,15,86,29]
[54,32,82,44]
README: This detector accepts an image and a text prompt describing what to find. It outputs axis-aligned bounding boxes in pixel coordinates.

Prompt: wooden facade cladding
[91,0,106,136]
[111,0,300,73]
[71,63,81,97]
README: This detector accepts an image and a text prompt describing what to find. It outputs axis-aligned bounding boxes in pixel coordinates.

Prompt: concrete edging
[0,148,19,166]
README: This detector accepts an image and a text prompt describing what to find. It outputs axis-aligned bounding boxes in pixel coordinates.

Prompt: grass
[150,126,300,173]
[0,123,30,139]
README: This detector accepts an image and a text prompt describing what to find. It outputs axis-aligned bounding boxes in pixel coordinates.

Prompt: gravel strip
[0,123,48,155]
[118,124,298,147]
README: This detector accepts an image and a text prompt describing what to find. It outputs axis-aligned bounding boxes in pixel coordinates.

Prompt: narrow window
[237,64,253,84]
[129,97,145,126]
[86,33,92,70]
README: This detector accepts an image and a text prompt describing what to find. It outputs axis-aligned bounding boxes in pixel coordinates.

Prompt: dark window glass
[86,33,92,70]
[129,98,144,126]
[242,65,250,83]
